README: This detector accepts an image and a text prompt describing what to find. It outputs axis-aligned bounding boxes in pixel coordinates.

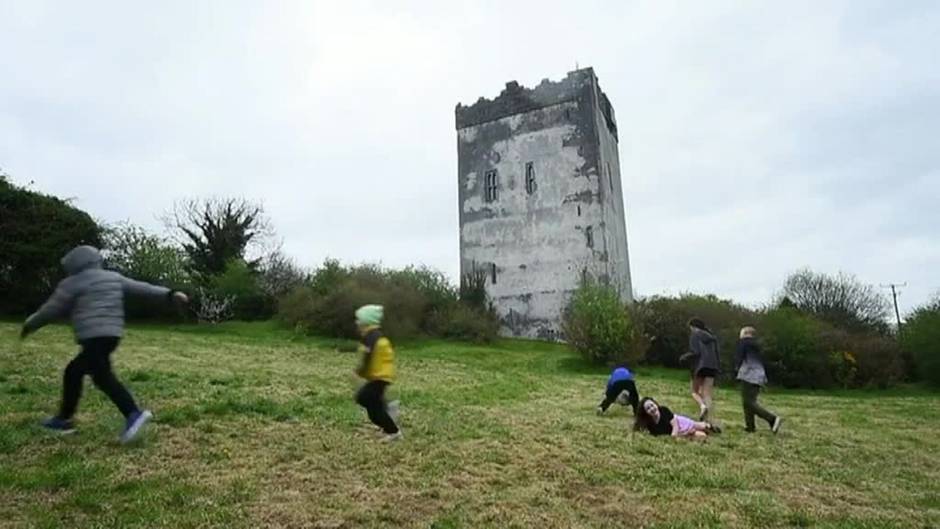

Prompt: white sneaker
[772,416,782,434]
[381,431,404,443]
[120,410,153,444]
[387,400,400,422]
[596,405,605,416]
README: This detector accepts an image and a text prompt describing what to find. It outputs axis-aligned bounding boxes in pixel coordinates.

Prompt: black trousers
[599,379,639,414]
[58,337,139,420]
[741,382,776,431]
[355,380,399,434]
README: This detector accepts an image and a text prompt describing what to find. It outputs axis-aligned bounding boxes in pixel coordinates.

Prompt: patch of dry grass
[0,322,938,528]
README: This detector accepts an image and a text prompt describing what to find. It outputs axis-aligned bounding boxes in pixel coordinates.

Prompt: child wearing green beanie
[353,305,401,441]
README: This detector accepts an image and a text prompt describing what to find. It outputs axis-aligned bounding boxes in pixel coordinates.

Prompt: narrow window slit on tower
[491,263,497,284]
[525,162,536,194]
[484,170,499,202]
[586,226,594,248]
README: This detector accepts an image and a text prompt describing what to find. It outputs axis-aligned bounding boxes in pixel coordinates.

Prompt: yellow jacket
[357,327,395,382]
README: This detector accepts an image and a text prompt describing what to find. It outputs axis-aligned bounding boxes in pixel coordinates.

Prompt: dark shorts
[696,367,718,379]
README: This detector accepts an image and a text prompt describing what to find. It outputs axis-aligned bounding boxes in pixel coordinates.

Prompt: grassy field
[0,322,938,529]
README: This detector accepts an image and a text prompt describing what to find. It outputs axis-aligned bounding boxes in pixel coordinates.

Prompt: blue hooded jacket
[606,367,633,390]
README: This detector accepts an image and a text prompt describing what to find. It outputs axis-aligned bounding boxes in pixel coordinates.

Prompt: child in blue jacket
[596,366,639,415]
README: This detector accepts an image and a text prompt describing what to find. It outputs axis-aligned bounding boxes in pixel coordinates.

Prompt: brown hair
[633,397,658,432]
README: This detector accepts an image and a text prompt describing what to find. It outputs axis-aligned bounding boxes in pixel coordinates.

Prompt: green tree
[902,296,940,387]
[103,223,190,287]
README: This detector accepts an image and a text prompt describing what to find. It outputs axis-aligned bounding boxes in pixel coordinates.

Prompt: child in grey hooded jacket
[20,245,188,443]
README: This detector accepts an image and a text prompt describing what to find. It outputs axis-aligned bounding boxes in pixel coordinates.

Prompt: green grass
[0,322,938,528]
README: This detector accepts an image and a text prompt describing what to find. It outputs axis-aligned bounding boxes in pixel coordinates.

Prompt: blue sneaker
[41,416,76,435]
[120,410,153,444]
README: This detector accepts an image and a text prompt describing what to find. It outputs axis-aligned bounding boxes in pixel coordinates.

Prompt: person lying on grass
[596,365,639,416]
[633,397,721,439]
[19,245,188,443]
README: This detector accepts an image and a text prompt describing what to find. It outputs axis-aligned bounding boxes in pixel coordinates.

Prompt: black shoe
[41,416,76,435]
[744,427,756,433]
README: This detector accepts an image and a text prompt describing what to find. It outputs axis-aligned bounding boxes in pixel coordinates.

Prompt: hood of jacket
[61,245,104,275]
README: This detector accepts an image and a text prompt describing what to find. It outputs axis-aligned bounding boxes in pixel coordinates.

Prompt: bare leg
[700,376,715,420]
[690,376,707,414]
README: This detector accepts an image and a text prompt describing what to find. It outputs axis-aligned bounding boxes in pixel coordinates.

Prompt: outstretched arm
[23,282,75,337]
[121,276,172,299]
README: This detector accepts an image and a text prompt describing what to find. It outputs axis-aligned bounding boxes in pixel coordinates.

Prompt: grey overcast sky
[1,1,937,315]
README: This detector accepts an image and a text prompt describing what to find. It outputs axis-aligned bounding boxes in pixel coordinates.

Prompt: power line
[880,282,907,330]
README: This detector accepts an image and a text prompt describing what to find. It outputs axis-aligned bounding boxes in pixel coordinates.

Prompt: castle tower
[455,67,633,339]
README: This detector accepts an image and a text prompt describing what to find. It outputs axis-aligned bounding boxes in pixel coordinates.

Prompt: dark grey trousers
[741,382,776,431]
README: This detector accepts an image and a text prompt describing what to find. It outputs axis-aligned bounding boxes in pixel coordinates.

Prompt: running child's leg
[85,338,139,418]
[690,376,707,415]
[700,376,715,419]
[356,381,398,434]
[623,380,640,415]
[598,382,626,412]
[58,349,91,420]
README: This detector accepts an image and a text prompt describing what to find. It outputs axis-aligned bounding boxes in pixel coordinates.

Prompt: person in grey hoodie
[680,318,720,421]
[19,245,188,443]
[735,327,782,434]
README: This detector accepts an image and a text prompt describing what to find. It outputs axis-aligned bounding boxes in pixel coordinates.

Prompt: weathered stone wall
[456,68,632,339]
[592,84,633,302]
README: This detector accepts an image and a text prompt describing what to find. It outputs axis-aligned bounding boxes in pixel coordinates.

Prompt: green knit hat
[355,305,384,327]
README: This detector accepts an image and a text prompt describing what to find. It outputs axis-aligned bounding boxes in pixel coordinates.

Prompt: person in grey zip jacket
[734,327,782,433]
[680,318,721,421]
[20,245,188,443]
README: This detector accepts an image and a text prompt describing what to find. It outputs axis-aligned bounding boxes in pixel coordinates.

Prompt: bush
[459,270,488,310]
[278,261,498,342]
[0,174,102,315]
[845,333,905,388]
[760,307,829,388]
[210,259,274,320]
[902,304,940,387]
[258,250,307,302]
[759,308,904,389]
[633,294,756,369]
[563,280,644,365]
[427,303,500,344]
[193,287,235,323]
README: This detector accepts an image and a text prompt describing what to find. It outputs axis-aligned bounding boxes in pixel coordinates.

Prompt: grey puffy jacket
[23,246,172,341]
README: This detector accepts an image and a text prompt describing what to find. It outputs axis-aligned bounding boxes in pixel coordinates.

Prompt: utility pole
[881,283,907,331]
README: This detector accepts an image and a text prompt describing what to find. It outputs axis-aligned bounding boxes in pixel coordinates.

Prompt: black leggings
[599,379,639,414]
[58,337,139,420]
[355,380,399,434]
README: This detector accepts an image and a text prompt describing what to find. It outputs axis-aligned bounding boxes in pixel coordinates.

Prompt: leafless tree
[781,269,891,333]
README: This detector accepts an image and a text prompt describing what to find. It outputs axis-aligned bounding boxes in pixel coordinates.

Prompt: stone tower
[455,67,632,339]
